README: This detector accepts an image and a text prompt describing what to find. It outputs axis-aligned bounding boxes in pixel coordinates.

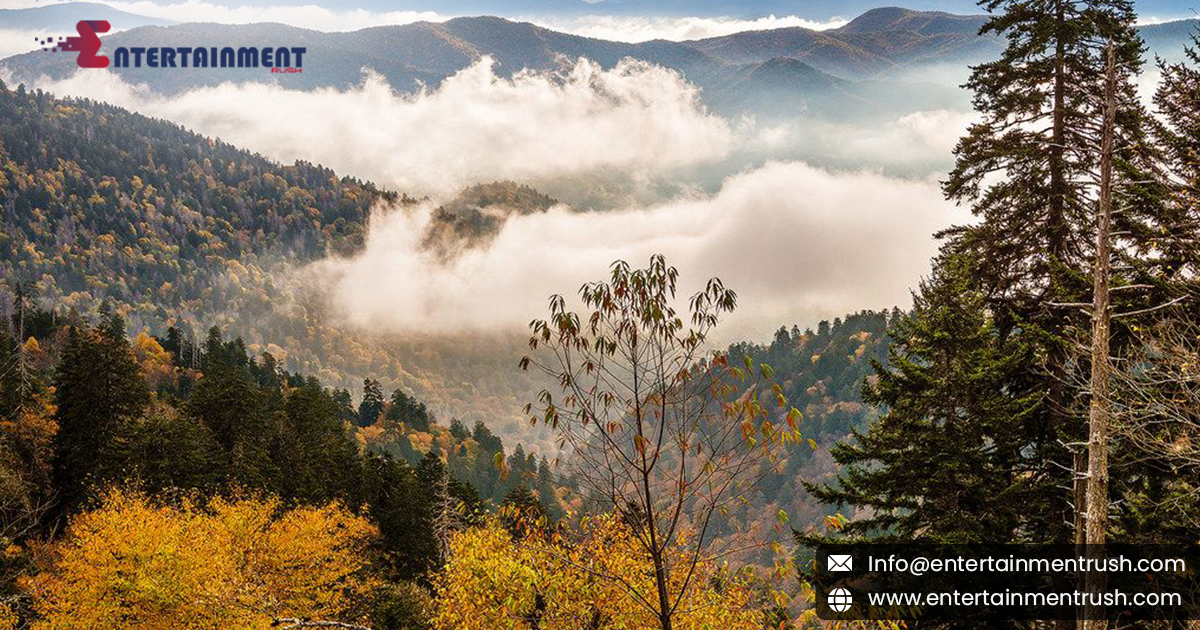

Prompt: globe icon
[828,587,852,612]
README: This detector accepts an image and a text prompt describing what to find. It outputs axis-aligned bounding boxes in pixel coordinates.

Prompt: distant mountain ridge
[686,7,1001,76]
[0,2,172,31]
[0,11,969,120]
[1,8,1195,119]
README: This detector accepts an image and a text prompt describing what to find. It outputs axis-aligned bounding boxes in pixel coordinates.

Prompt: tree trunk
[1051,11,1079,630]
[1081,43,1118,630]
[644,467,673,630]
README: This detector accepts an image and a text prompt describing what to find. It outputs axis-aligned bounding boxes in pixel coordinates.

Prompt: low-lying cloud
[747,109,977,178]
[312,162,961,339]
[26,56,974,339]
[0,29,56,60]
[32,59,735,200]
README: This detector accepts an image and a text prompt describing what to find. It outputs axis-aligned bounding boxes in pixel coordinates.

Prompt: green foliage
[809,0,1198,550]
[95,402,222,496]
[359,378,385,427]
[806,257,1042,542]
[52,311,151,515]
[361,453,440,582]
[273,378,365,504]
[387,388,433,432]
[185,353,275,489]
[369,581,434,630]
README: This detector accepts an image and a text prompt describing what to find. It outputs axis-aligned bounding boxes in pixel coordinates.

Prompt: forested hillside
[0,81,560,452]
[0,80,403,323]
[0,292,569,625]
[726,310,895,538]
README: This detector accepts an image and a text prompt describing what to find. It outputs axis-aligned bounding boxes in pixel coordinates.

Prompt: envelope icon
[828,554,853,572]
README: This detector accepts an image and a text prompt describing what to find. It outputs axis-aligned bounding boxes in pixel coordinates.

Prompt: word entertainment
[113,46,306,69]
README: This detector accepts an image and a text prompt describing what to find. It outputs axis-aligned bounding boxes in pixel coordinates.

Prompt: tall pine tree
[52,310,150,515]
[807,256,1041,542]
[815,0,1184,545]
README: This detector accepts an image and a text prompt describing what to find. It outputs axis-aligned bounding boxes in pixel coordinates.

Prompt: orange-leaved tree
[519,255,803,630]
[22,488,377,629]
[433,513,763,630]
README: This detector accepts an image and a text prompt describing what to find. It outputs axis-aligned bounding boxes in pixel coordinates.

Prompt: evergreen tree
[535,458,564,522]
[358,378,384,427]
[471,421,502,453]
[363,453,436,581]
[387,388,432,432]
[271,379,363,504]
[818,0,1179,545]
[1151,27,1200,247]
[96,403,221,495]
[807,256,1041,542]
[160,326,184,365]
[186,358,274,490]
[52,315,151,515]
[331,388,358,426]
[1103,28,1200,544]
[500,485,547,538]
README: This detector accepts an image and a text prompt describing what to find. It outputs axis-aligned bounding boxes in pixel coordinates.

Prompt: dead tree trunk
[1081,42,1117,630]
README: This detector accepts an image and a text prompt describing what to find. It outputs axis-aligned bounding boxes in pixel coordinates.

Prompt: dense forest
[0,0,1197,627]
[727,310,895,535]
[0,81,406,321]
[0,292,567,628]
[0,80,558,451]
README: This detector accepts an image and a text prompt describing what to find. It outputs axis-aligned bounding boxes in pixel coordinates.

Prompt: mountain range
[3,6,1195,122]
[0,2,173,31]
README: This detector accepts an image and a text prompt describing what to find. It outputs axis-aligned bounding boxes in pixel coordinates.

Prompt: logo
[828,554,853,572]
[828,587,853,612]
[37,20,110,68]
[41,20,306,73]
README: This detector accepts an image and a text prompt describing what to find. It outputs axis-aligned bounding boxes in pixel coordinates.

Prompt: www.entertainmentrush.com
[866,589,1182,608]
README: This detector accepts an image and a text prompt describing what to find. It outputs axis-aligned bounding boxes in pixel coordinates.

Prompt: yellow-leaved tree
[22,488,377,630]
[434,513,764,630]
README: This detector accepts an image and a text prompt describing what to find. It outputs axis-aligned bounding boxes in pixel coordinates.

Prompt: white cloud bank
[32,59,735,198]
[26,57,971,338]
[749,109,976,177]
[312,162,959,338]
[0,29,56,60]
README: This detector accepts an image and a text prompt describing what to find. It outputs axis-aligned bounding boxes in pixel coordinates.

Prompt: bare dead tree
[431,467,464,563]
[520,255,801,630]
[1080,42,1118,630]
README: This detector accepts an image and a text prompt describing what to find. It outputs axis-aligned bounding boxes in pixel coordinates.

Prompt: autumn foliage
[433,514,762,630]
[22,489,377,630]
